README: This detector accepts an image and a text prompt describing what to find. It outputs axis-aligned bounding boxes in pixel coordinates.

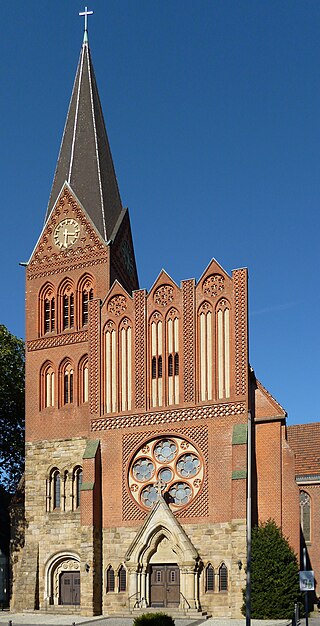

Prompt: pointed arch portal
[125,498,200,610]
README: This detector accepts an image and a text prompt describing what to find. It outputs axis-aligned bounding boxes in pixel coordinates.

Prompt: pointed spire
[45,26,123,242]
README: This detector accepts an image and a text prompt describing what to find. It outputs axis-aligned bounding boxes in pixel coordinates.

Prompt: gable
[27,184,109,281]
[254,379,286,421]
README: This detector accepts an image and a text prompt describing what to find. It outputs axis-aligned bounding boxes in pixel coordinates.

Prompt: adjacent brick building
[10,24,314,618]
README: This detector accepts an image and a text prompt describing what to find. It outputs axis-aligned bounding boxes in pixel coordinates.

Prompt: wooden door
[60,571,80,605]
[150,564,180,608]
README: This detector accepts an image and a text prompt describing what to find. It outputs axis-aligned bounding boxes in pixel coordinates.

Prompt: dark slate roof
[45,36,123,241]
[287,422,320,475]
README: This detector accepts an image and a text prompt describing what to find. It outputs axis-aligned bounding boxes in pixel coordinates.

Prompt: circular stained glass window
[176,453,200,478]
[141,484,159,508]
[132,458,155,482]
[158,467,173,484]
[168,482,192,506]
[128,435,204,511]
[154,439,177,463]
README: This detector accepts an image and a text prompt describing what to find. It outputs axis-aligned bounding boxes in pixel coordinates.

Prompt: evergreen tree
[242,519,301,619]
[0,324,25,492]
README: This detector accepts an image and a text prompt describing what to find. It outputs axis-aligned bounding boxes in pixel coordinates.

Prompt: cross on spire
[79,6,94,34]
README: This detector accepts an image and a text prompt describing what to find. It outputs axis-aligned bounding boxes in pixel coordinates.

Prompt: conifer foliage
[242,519,300,619]
[0,325,25,492]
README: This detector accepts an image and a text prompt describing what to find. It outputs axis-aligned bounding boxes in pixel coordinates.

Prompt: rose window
[128,436,204,511]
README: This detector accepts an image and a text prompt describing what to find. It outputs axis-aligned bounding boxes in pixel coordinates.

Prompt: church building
[11,18,308,618]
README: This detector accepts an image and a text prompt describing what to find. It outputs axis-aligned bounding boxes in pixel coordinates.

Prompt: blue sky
[1,1,319,425]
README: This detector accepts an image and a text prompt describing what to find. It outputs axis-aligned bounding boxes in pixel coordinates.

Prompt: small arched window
[118,565,126,592]
[78,275,94,327]
[41,362,55,409]
[205,564,214,592]
[58,279,75,332]
[74,467,83,509]
[300,491,311,542]
[219,563,228,592]
[52,470,60,510]
[78,356,89,404]
[39,283,55,336]
[106,566,115,592]
[62,362,74,405]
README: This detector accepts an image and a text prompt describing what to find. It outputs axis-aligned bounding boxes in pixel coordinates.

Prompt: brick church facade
[10,25,317,618]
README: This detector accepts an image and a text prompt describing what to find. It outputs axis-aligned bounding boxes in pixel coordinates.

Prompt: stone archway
[125,497,200,611]
[44,552,80,606]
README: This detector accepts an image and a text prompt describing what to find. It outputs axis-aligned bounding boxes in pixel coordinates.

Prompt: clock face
[53,218,80,249]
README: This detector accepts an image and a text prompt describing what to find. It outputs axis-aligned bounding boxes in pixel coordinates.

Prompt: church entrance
[149,564,180,608]
[59,571,80,605]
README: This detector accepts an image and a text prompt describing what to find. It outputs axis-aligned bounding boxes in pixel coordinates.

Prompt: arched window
[41,362,55,409]
[52,470,60,510]
[166,309,179,405]
[216,299,230,399]
[106,566,115,592]
[198,302,213,402]
[58,279,75,332]
[119,318,132,412]
[205,564,214,592]
[60,361,74,405]
[73,467,83,509]
[78,275,94,327]
[78,356,89,404]
[219,563,228,591]
[150,312,163,407]
[39,283,55,336]
[105,321,117,413]
[118,565,126,592]
[300,491,311,542]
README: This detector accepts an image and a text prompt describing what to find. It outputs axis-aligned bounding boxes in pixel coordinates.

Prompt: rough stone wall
[102,519,246,617]
[12,438,87,611]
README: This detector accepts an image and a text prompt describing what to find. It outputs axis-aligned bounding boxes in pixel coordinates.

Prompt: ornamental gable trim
[27,184,109,280]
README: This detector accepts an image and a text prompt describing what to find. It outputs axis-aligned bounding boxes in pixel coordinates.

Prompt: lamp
[237,559,243,571]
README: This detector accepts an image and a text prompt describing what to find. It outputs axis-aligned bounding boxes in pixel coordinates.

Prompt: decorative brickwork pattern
[107,295,127,316]
[27,189,109,281]
[122,426,208,521]
[202,273,225,297]
[91,401,246,431]
[27,330,88,352]
[154,285,174,307]
[134,290,147,410]
[182,279,195,403]
[89,299,100,415]
[233,269,248,396]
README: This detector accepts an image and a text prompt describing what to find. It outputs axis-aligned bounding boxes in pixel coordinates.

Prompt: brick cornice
[91,400,246,431]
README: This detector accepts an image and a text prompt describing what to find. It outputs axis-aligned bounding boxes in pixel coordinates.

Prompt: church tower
[11,13,299,618]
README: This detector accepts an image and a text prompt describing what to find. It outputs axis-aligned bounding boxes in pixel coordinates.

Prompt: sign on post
[299,571,314,591]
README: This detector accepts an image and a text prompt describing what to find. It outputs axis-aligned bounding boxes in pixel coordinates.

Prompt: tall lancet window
[119,318,132,412]
[166,308,179,405]
[58,278,75,332]
[39,283,55,336]
[216,299,230,399]
[198,302,213,402]
[78,274,94,327]
[41,362,55,409]
[105,321,117,413]
[60,360,74,406]
[78,355,89,404]
[150,312,163,408]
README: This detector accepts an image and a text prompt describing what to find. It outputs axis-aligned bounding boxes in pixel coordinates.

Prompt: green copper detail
[232,470,247,480]
[232,423,247,445]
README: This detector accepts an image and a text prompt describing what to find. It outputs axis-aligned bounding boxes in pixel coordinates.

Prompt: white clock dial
[53,218,80,249]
